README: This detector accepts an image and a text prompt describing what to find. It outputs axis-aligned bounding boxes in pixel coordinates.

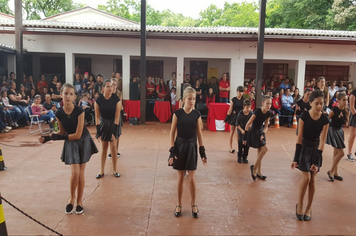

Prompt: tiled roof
[0,19,355,39]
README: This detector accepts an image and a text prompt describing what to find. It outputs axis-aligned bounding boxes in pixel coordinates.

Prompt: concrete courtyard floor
[1,122,356,236]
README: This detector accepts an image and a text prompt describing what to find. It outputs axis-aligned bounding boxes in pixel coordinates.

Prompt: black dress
[227,97,244,126]
[172,109,201,171]
[294,111,329,172]
[326,107,347,149]
[56,105,98,165]
[236,110,253,141]
[96,94,120,141]
[349,90,356,127]
[247,108,271,148]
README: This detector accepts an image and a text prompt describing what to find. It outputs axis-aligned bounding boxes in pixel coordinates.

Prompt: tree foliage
[327,0,356,30]
[0,0,12,15]
[23,0,85,20]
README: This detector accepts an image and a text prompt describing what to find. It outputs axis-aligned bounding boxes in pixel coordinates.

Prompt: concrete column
[65,52,74,84]
[122,54,130,100]
[230,56,245,100]
[7,55,15,76]
[176,56,184,98]
[296,59,306,95]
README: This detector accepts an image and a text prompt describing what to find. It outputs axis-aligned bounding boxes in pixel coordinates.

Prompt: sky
[9,0,257,19]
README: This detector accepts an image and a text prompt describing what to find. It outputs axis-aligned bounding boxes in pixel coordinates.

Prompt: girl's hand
[260,135,264,141]
[242,141,247,145]
[202,157,207,167]
[291,162,298,169]
[168,156,177,166]
[338,112,344,118]
[310,164,318,174]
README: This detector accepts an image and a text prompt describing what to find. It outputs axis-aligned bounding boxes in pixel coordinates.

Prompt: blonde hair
[183,86,196,98]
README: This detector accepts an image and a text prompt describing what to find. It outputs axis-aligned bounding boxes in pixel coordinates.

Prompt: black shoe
[250,165,256,181]
[65,204,73,214]
[191,205,199,218]
[174,205,182,217]
[76,205,84,214]
[243,158,248,164]
[303,212,312,221]
[117,153,121,157]
[96,173,104,179]
[229,149,235,153]
[257,173,267,180]
[237,157,242,163]
[327,171,335,182]
[108,154,112,158]
[296,204,303,221]
[334,175,343,181]
[114,173,120,178]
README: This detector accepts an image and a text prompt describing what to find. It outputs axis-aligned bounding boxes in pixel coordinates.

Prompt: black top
[56,105,85,135]
[232,97,244,114]
[96,94,120,120]
[49,83,56,94]
[300,111,329,141]
[175,108,201,139]
[251,108,271,130]
[94,82,103,94]
[194,87,202,103]
[52,89,62,102]
[236,110,253,133]
[351,90,356,109]
[330,107,347,128]
[7,89,20,106]
[43,101,54,110]
[296,99,311,116]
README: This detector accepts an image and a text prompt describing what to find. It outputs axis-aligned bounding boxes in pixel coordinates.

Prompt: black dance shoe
[96,173,104,179]
[327,171,335,182]
[243,158,248,164]
[174,205,182,217]
[250,165,256,181]
[65,204,73,214]
[113,173,121,178]
[191,205,199,218]
[257,174,267,180]
[76,205,84,214]
[334,175,343,181]
[296,204,303,221]
[303,212,312,221]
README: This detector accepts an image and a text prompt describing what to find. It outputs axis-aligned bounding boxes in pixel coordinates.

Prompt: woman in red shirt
[206,88,215,109]
[37,74,48,94]
[156,78,168,100]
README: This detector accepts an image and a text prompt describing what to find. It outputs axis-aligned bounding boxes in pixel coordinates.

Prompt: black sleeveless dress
[172,109,201,171]
[247,108,271,148]
[96,94,120,141]
[349,90,356,127]
[326,107,346,149]
[227,97,243,126]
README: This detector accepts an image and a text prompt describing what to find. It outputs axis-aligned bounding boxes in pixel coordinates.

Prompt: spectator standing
[218,73,230,103]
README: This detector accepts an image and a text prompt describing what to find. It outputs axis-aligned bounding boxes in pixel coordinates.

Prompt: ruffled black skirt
[247,127,266,148]
[227,112,238,126]
[326,126,345,149]
[100,117,115,141]
[297,139,321,173]
[172,137,198,171]
[61,129,98,165]
[349,113,356,127]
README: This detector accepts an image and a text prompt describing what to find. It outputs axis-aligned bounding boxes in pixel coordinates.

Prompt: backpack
[129,117,139,125]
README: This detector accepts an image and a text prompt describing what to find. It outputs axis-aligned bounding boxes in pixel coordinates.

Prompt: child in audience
[291,90,329,221]
[78,92,93,124]
[1,90,20,127]
[206,88,215,109]
[236,99,252,163]
[326,92,348,181]
[250,92,256,111]
[272,92,281,116]
[244,95,272,181]
[171,87,177,113]
[31,94,56,129]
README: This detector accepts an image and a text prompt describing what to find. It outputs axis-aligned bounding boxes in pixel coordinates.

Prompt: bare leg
[330,149,344,176]
[188,171,197,207]
[110,140,118,173]
[254,145,268,175]
[347,127,356,154]
[116,138,120,156]
[297,171,311,215]
[76,163,86,206]
[229,125,236,151]
[305,172,317,216]
[176,170,184,211]
[99,141,109,175]
[69,164,80,204]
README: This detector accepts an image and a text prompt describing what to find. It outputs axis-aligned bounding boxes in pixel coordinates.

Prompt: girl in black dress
[326,92,348,181]
[291,90,329,221]
[347,86,356,162]
[39,83,98,214]
[224,86,244,153]
[244,95,272,181]
[94,79,122,179]
[168,87,207,218]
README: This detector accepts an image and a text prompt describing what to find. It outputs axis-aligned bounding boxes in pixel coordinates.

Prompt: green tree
[327,0,356,30]
[198,4,222,27]
[266,0,334,29]
[23,0,85,20]
[220,2,259,27]
[0,0,12,15]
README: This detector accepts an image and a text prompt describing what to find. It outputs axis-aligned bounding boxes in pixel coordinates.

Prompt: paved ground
[0,122,356,236]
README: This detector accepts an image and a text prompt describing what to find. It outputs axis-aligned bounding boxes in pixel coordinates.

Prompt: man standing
[169,72,176,90]
[219,73,230,103]
[93,74,103,95]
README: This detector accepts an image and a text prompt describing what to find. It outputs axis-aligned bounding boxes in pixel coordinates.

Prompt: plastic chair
[25,106,51,134]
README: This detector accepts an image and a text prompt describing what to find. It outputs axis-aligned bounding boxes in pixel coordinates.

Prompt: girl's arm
[227,102,233,115]
[170,114,178,147]
[115,101,122,125]
[318,123,329,151]
[197,117,204,146]
[94,102,101,126]
[328,110,334,119]
[325,92,330,107]
[245,114,256,131]
[350,95,356,115]
[263,117,270,133]
[291,118,304,169]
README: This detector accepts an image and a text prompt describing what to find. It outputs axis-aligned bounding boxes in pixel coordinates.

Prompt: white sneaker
[347,153,355,162]
[5,126,12,131]
[14,122,19,128]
